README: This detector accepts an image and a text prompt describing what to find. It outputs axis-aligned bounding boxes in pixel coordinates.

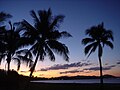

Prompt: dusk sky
[0,0,120,78]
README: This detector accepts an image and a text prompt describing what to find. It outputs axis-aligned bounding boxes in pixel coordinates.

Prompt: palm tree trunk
[29,52,39,77]
[7,62,10,72]
[6,54,11,90]
[24,52,39,90]
[98,56,103,89]
[7,53,11,72]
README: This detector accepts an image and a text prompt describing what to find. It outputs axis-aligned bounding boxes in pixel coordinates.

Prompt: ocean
[31,78,120,84]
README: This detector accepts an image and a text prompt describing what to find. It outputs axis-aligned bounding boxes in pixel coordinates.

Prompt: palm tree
[82,22,114,85]
[0,12,12,69]
[0,12,12,62]
[20,8,72,78]
[0,21,33,72]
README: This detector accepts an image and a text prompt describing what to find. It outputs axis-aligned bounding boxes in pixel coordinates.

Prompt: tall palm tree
[82,22,114,85]
[20,8,72,78]
[0,12,12,69]
[0,21,33,71]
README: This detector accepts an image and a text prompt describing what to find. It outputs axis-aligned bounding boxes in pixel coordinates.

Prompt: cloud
[20,70,29,73]
[60,69,84,74]
[39,74,44,76]
[105,63,108,65]
[40,62,92,71]
[83,65,116,71]
[116,61,120,65]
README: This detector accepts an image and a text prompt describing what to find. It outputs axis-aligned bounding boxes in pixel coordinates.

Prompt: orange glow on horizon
[18,68,120,78]
[1,61,120,78]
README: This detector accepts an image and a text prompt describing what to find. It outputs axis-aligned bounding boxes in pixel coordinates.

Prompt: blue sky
[0,0,120,77]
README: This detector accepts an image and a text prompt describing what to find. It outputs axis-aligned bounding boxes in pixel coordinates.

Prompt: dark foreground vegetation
[0,69,120,90]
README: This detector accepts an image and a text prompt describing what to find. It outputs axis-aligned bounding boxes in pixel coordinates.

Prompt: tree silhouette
[82,22,114,86]
[20,8,72,79]
[0,21,33,72]
[0,12,12,64]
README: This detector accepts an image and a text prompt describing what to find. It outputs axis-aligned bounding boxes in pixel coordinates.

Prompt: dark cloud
[60,69,84,74]
[84,71,92,73]
[105,63,108,65]
[40,62,92,71]
[39,74,44,76]
[83,65,116,71]
[20,70,29,73]
[117,62,120,64]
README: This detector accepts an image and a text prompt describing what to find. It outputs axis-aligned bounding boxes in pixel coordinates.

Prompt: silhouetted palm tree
[0,21,33,71]
[82,22,114,85]
[0,12,11,70]
[0,12,12,63]
[20,8,72,78]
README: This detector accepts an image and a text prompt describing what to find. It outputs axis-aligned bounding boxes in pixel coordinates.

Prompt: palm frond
[50,15,64,30]
[47,8,52,21]
[12,57,21,71]
[85,27,96,36]
[14,55,33,68]
[21,20,36,36]
[82,38,95,45]
[47,40,69,61]
[16,49,33,60]
[0,12,12,23]
[84,43,94,55]
[16,49,29,55]
[30,10,40,28]
[0,54,6,64]
[104,41,114,49]
[60,31,72,38]
[105,30,114,41]
[86,42,98,58]
[47,30,72,40]
[45,44,55,61]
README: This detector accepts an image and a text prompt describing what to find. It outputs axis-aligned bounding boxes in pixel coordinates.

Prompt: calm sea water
[31,78,120,84]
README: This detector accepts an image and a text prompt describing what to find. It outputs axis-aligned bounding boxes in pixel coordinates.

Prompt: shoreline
[1,82,120,90]
[31,78,120,84]
[28,82,120,90]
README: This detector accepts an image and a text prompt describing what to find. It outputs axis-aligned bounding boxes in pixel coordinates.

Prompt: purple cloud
[60,69,84,74]
[40,62,92,71]
[83,65,116,71]
[117,62,120,64]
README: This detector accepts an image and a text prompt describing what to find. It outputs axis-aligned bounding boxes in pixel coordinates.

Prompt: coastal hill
[34,75,117,80]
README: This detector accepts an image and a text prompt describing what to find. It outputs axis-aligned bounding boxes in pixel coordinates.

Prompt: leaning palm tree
[82,22,114,86]
[20,8,72,78]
